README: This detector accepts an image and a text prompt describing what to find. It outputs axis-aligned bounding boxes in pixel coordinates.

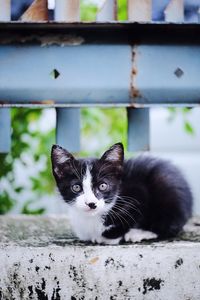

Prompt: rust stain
[0,34,84,46]
[89,257,99,265]
[130,45,141,100]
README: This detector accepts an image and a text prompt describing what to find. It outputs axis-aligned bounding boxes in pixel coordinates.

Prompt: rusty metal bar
[55,0,80,152]
[164,0,184,22]
[128,0,152,22]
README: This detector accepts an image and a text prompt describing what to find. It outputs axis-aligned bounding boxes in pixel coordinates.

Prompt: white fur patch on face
[75,165,105,216]
[66,164,117,242]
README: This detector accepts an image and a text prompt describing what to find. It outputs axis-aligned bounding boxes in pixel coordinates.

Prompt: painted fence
[0,0,199,152]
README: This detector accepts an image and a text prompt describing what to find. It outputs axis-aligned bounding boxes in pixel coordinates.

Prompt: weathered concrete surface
[0,215,200,300]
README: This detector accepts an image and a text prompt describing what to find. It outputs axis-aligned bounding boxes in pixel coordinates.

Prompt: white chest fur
[67,208,105,242]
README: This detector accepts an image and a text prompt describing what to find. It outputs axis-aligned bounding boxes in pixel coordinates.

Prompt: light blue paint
[127,108,150,152]
[0,45,131,104]
[133,45,200,104]
[56,108,80,152]
[0,108,11,153]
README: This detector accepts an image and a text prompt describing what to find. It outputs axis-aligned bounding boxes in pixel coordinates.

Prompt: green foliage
[81,108,127,156]
[81,1,98,21]
[0,108,55,214]
[21,200,46,215]
[0,191,15,215]
[168,107,195,136]
[118,0,128,21]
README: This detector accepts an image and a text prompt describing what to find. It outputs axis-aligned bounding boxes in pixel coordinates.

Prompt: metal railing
[0,0,199,153]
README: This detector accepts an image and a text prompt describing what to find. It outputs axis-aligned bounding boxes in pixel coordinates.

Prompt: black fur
[51,143,193,240]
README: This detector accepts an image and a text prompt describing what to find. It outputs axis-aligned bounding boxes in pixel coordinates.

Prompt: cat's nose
[87,202,97,210]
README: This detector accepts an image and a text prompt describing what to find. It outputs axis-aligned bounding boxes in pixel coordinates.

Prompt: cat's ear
[51,145,74,178]
[100,143,124,165]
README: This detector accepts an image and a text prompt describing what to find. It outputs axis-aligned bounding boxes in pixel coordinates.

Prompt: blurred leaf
[0,192,15,214]
[21,200,46,215]
[118,0,127,21]
[184,121,195,135]
[81,1,97,21]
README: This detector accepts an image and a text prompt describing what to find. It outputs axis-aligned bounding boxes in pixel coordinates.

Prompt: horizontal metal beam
[0,45,131,106]
[0,22,200,45]
[0,44,200,107]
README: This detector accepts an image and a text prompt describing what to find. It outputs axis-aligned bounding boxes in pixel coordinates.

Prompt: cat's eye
[72,184,82,193]
[99,183,108,191]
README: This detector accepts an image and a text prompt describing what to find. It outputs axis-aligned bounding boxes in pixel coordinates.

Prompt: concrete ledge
[0,215,200,300]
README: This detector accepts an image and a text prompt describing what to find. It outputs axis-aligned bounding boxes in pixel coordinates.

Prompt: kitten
[51,143,193,245]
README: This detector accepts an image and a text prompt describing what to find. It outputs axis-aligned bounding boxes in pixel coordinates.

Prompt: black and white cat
[51,143,193,244]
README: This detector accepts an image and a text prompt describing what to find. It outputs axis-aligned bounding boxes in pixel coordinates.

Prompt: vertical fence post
[0,109,11,153]
[128,0,152,22]
[96,0,117,21]
[127,0,151,151]
[55,0,80,22]
[164,0,184,22]
[55,0,80,152]
[0,0,11,153]
[0,0,10,21]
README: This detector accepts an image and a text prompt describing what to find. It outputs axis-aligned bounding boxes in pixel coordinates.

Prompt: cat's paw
[124,229,158,243]
[91,236,121,245]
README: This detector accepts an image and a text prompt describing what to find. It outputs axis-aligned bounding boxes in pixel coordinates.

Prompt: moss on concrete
[0,215,200,247]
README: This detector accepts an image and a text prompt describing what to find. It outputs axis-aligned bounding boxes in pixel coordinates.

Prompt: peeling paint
[131,46,142,100]
[0,34,85,46]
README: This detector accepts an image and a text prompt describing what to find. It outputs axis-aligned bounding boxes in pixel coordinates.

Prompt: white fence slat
[164,0,184,22]
[128,0,152,22]
[96,0,117,21]
[0,0,10,21]
[55,0,80,22]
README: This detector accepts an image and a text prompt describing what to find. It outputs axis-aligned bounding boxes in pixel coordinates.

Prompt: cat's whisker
[116,196,139,208]
[106,211,115,227]
[115,199,143,217]
[116,198,142,213]
[113,204,137,224]
[110,208,129,229]
[117,195,140,205]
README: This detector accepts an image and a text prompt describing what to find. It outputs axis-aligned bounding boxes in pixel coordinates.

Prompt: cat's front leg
[91,236,122,245]
[124,228,158,243]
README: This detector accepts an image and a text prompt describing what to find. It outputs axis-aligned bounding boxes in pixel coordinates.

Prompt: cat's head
[51,143,124,217]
